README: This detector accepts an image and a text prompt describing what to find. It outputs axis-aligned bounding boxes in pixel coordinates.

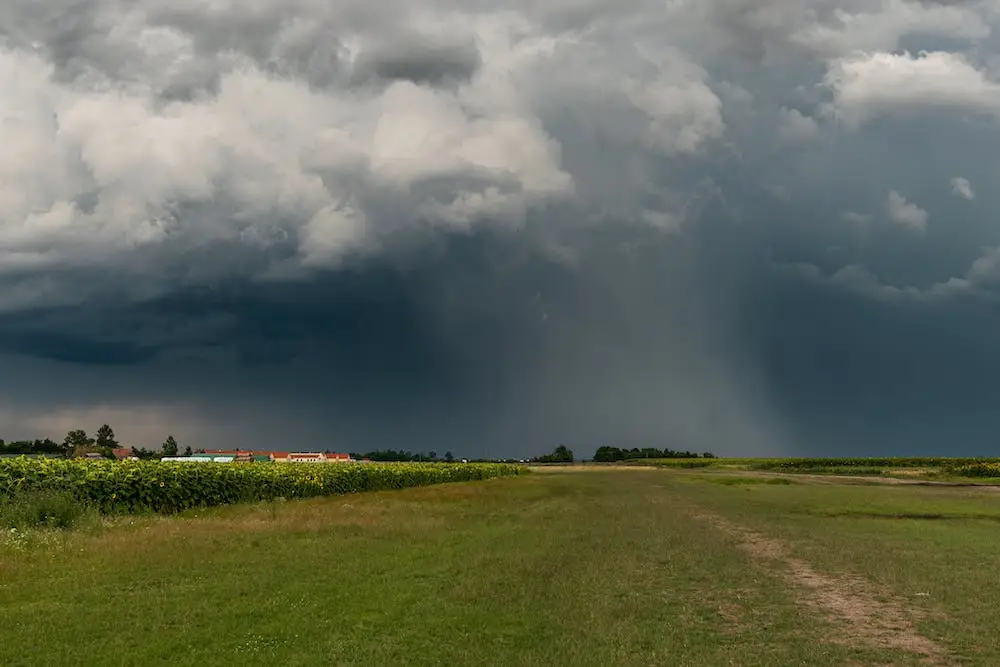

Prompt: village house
[178,450,355,463]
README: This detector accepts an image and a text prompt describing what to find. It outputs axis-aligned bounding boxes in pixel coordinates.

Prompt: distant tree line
[533,445,574,463]
[347,449,455,462]
[3,435,713,465]
[0,438,64,457]
[0,426,188,460]
[592,446,715,462]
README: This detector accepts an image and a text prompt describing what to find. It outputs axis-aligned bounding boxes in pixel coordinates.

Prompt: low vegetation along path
[3,467,995,665]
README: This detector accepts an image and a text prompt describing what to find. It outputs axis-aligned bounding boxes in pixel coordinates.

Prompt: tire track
[690,508,952,666]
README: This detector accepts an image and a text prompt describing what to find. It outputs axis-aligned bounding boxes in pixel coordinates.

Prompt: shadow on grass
[707,477,798,486]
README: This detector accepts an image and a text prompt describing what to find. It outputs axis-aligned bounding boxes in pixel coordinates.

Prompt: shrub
[947,463,1000,478]
[0,488,95,530]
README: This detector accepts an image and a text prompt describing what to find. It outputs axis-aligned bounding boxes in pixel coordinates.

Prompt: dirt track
[690,507,954,666]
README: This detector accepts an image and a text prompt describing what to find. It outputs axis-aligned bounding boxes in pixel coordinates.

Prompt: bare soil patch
[691,508,952,666]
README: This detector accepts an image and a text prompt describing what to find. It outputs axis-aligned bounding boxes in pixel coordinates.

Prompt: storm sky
[3,0,1000,457]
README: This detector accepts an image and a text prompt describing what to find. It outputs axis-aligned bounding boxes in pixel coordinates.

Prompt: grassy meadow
[2,465,998,665]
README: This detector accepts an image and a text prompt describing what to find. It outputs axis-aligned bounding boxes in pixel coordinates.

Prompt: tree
[592,445,711,462]
[445,451,454,462]
[95,424,118,450]
[428,451,437,461]
[64,429,92,449]
[183,446,192,457]
[534,445,574,463]
[162,435,179,457]
[554,445,574,462]
[130,446,159,461]
[593,446,619,462]
[63,429,95,457]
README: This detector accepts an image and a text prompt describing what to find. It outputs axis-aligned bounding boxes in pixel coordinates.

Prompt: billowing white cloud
[0,1,752,313]
[788,244,1000,303]
[0,1,999,313]
[662,0,991,65]
[840,211,871,225]
[824,50,1000,128]
[791,263,925,301]
[0,39,573,252]
[951,176,975,200]
[3,0,1000,320]
[886,191,928,233]
[792,0,991,59]
[777,107,820,143]
[625,52,725,156]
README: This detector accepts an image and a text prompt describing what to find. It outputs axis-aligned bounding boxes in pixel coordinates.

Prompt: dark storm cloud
[0,327,153,365]
[0,222,784,456]
[350,35,482,87]
[753,277,1000,456]
[3,0,1000,456]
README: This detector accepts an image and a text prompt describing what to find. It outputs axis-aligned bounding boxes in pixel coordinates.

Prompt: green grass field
[2,466,997,665]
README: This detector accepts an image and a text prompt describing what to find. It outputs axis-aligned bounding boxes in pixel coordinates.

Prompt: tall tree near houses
[64,429,95,457]
[95,424,117,448]
[162,435,179,457]
[95,424,118,459]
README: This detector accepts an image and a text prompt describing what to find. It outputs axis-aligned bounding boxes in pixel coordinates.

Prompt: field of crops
[947,462,1000,477]
[0,458,528,514]
[748,457,1000,470]
[627,456,1000,477]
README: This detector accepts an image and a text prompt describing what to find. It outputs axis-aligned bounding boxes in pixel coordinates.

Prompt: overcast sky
[3,0,1000,457]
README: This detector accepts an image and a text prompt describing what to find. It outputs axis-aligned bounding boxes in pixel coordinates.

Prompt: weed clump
[0,488,95,530]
